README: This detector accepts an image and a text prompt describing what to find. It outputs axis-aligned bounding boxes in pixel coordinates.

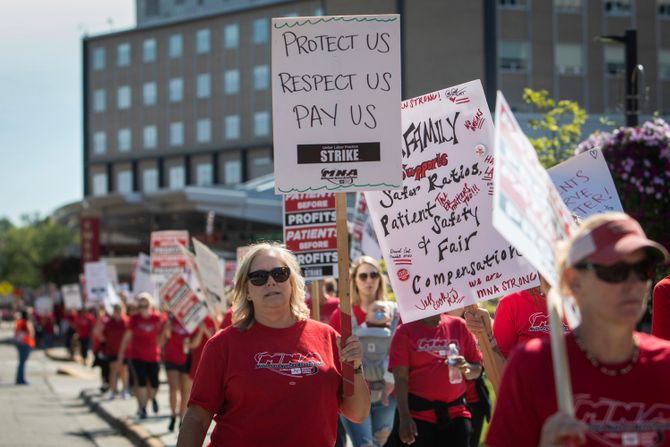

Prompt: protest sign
[548,148,623,219]
[61,284,83,310]
[271,15,402,193]
[160,271,208,333]
[350,192,382,261]
[34,296,53,315]
[283,193,338,279]
[150,230,189,290]
[85,261,111,306]
[193,239,226,309]
[132,253,155,298]
[366,80,538,323]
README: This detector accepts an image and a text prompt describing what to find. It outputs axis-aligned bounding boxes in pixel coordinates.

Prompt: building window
[604,46,625,76]
[93,132,106,154]
[314,7,324,15]
[499,0,528,8]
[92,173,108,196]
[499,40,529,72]
[143,82,157,106]
[252,18,269,44]
[604,0,632,15]
[660,0,670,16]
[555,0,582,11]
[224,69,239,94]
[196,28,210,54]
[225,115,240,140]
[118,128,132,152]
[169,33,183,58]
[117,85,131,109]
[143,38,156,62]
[143,125,157,149]
[143,168,158,192]
[224,159,241,185]
[196,164,213,186]
[93,89,106,112]
[253,65,269,90]
[197,119,211,143]
[169,78,183,102]
[117,43,131,67]
[253,156,271,166]
[556,43,583,75]
[254,112,269,137]
[223,24,239,48]
[659,50,670,79]
[169,166,185,189]
[170,122,184,146]
[145,0,160,16]
[92,47,105,71]
[197,73,211,98]
[117,170,133,194]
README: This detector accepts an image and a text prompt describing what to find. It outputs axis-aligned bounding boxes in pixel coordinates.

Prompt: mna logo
[321,168,358,185]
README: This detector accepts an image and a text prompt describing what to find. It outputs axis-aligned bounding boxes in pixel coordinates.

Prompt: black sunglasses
[357,271,380,281]
[248,267,291,286]
[575,259,656,283]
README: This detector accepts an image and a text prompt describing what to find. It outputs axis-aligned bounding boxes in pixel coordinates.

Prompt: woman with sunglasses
[177,242,370,447]
[329,256,398,447]
[486,212,670,447]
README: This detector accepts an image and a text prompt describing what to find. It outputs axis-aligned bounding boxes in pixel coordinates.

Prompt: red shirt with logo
[128,312,164,362]
[104,316,128,357]
[388,314,482,424]
[306,295,341,324]
[75,313,96,339]
[328,304,366,334]
[164,318,190,365]
[188,319,343,447]
[487,332,670,447]
[189,316,217,378]
[493,289,569,358]
[652,276,670,341]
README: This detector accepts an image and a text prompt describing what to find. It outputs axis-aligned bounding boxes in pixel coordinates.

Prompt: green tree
[0,215,78,288]
[522,88,588,168]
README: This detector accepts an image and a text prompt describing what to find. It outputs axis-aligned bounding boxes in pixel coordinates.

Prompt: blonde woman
[177,242,370,447]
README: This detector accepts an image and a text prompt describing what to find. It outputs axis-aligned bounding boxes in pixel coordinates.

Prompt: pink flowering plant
[576,117,670,252]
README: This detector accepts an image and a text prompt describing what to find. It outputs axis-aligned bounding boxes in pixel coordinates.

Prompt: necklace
[573,329,639,376]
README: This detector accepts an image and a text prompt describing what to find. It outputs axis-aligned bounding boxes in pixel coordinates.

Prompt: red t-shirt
[328,304,366,334]
[188,319,343,447]
[128,312,164,362]
[75,313,96,339]
[388,314,482,424]
[164,319,190,365]
[487,332,670,447]
[652,276,670,340]
[493,289,569,358]
[189,316,217,378]
[104,316,128,357]
[306,295,341,324]
[221,309,233,329]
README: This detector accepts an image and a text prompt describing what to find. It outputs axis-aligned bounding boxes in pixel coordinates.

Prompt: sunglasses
[248,267,291,286]
[575,259,656,283]
[357,271,380,281]
[138,304,149,309]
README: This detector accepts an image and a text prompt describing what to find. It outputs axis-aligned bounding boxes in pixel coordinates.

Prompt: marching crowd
[10,212,670,446]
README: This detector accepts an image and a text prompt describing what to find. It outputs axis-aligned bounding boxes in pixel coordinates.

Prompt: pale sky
[0,0,135,225]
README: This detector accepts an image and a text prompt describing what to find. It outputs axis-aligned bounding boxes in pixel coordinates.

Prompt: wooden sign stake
[310,280,321,322]
[336,193,354,396]
[466,304,502,394]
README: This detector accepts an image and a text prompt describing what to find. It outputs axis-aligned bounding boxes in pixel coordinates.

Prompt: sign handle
[466,304,502,394]
[547,288,574,414]
[336,193,354,396]
[311,280,321,322]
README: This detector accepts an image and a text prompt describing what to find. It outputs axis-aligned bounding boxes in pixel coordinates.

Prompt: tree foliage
[522,88,588,168]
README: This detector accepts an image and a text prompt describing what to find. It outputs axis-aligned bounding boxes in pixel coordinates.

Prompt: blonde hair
[231,242,309,329]
[350,256,387,305]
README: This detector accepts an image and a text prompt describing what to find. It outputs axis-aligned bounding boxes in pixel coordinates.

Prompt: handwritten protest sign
[61,284,83,310]
[132,253,155,298]
[271,15,402,193]
[192,239,227,311]
[492,92,576,288]
[350,192,382,261]
[283,193,338,279]
[35,296,53,315]
[85,261,111,306]
[366,80,537,323]
[150,230,189,290]
[159,271,208,333]
[548,148,623,219]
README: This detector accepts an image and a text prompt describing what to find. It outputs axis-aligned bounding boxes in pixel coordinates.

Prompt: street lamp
[595,29,640,127]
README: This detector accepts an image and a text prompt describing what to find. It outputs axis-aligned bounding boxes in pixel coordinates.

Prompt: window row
[501,0,670,15]
[91,19,268,70]
[91,113,269,154]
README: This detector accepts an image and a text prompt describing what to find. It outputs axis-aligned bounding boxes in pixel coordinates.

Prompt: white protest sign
[284,193,338,279]
[160,271,208,333]
[492,91,576,288]
[271,15,402,193]
[548,148,623,219]
[192,238,227,311]
[107,265,119,291]
[85,261,110,306]
[61,284,83,310]
[366,81,538,323]
[34,296,53,315]
[132,253,155,297]
[350,192,382,261]
[150,230,189,290]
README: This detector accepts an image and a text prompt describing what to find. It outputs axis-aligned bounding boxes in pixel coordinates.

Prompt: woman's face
[137,299,151,317]
[246,250,293,314]
[568,248,651,327]
[354,263,380,301]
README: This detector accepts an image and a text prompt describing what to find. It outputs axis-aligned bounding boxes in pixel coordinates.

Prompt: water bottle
[447,343,463,384]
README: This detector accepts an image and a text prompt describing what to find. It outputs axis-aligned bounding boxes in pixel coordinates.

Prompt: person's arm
[392,366,418,445]
[176,405,214,447]
[115,329,132,365]
[339,335,370,423]
[464,307,506,373]
[92,319,105,342]
[188,323,206,349]
[159,319,172,348]
[537,411,587,447]
[26,320,36,341]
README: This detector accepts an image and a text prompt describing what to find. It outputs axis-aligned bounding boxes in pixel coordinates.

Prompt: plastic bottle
[447,343,463,384]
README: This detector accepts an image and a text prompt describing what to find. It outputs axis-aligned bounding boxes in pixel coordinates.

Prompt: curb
[80,389,165,447]
[56,365,98,381]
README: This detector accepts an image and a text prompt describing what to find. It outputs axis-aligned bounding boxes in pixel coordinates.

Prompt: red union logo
[397,269,409,281]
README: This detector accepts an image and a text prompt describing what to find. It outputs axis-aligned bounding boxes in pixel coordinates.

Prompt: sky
[0,1,135,226]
